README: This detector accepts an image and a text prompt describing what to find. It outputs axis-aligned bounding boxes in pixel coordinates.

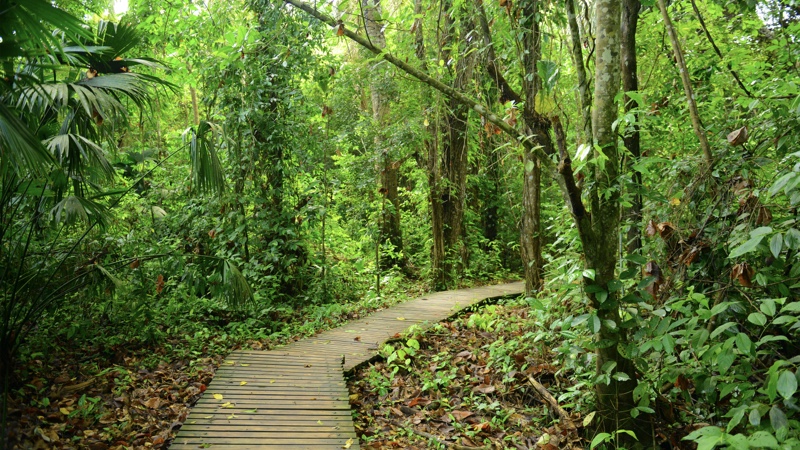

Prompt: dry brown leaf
[727,126,749,146]
[731,262,755,287]
[645,220,658,238]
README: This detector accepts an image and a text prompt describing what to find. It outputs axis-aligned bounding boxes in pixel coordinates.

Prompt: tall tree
[362,0,406,270]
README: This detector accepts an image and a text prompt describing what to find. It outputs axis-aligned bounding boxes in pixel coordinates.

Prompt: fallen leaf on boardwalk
[343,437,354,448]
[224,360,235,365]
[354,336,361,341]
[239,381,247,386]
[318,420,324,425]
[221,402,234,408]
[212,393,223,400]
[227,413,237,419]
[396,317,406,321]
[241,364,250,367]
[203,416,213,419]
[270,380,275,383]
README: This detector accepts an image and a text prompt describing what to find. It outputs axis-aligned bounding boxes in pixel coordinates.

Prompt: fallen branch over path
[526,373,577,434]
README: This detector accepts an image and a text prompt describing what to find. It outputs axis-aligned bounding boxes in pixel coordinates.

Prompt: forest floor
[348,300,584,450]
[4,279,433,449]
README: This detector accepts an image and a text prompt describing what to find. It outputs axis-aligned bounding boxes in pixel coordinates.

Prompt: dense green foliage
[1,0,799,448]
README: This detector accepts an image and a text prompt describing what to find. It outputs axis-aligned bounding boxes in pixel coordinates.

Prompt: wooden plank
[173,437,353,445]
[171,445,358,450]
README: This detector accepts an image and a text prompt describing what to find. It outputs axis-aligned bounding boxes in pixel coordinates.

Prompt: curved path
[170,281,524,449]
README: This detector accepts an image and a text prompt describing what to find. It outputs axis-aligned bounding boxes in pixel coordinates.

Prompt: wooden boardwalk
[171,281,524,449]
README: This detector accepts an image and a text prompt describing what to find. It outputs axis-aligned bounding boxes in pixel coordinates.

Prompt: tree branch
[281,0,554,171]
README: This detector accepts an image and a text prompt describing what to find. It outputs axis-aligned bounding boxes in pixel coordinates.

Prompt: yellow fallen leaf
[270,380,275,383]
[59,407,70,415]
[240,364,250,367]
[224,360,235,365]
[239,381,247,386]
[190,421,196,424]
[212,393,223,400]
[317,420,324,425]
[203,415,213,419]
[343,437,354,449]
[221,402,234,408]
[227,413,237,419]
[396,317,405,321]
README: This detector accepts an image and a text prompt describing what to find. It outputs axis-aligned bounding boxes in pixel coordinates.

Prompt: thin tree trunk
[412,0,447,289]
[621,0,642,257]
[362,0,406,269]
[566,0,592,145]
[658,0,713,166]
[520,0,544,294]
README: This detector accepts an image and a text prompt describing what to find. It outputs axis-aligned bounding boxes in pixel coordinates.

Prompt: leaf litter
[348,302,584,449]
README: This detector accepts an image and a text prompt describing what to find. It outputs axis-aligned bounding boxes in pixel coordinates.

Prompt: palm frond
[51,194,110,227]
[221,260,254,309]
[0,0,93,62]
[184,121,226,195]
[0,103,53,175]
[44,133,115,182]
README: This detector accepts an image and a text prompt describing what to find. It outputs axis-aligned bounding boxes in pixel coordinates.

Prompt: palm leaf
[0,103,53,175]
[184,121,226,195]
[221,260,254,309]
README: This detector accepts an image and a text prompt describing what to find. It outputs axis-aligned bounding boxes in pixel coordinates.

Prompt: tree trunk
[412,0,446,289]
[519,0,545,294]
[566,0,592,145]
[589,0,653,443]
[657,0,713,166]
[435,3,475,287]
[621,0,643,258]
[362,0,406,269]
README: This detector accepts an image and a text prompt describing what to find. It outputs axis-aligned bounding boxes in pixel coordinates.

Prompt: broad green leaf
[727,407,746,432]
[769,405,788,431]
[769,172,797,196]
[717,349,736,375]
[711,322,737,339]
[770,233,783,258]
[735,333,752,354]
[588,313,601,334]
[785,228,800,250]
[749,408,762,426]
[591,433,611,449]
[760,299,777,316]
[777,370,797,400]
[729,235,763,259]
[747,431,778,448]
[767,361,786,402]
[781,301,800,313]
[748,312,767,326]
[724,433,749,450]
